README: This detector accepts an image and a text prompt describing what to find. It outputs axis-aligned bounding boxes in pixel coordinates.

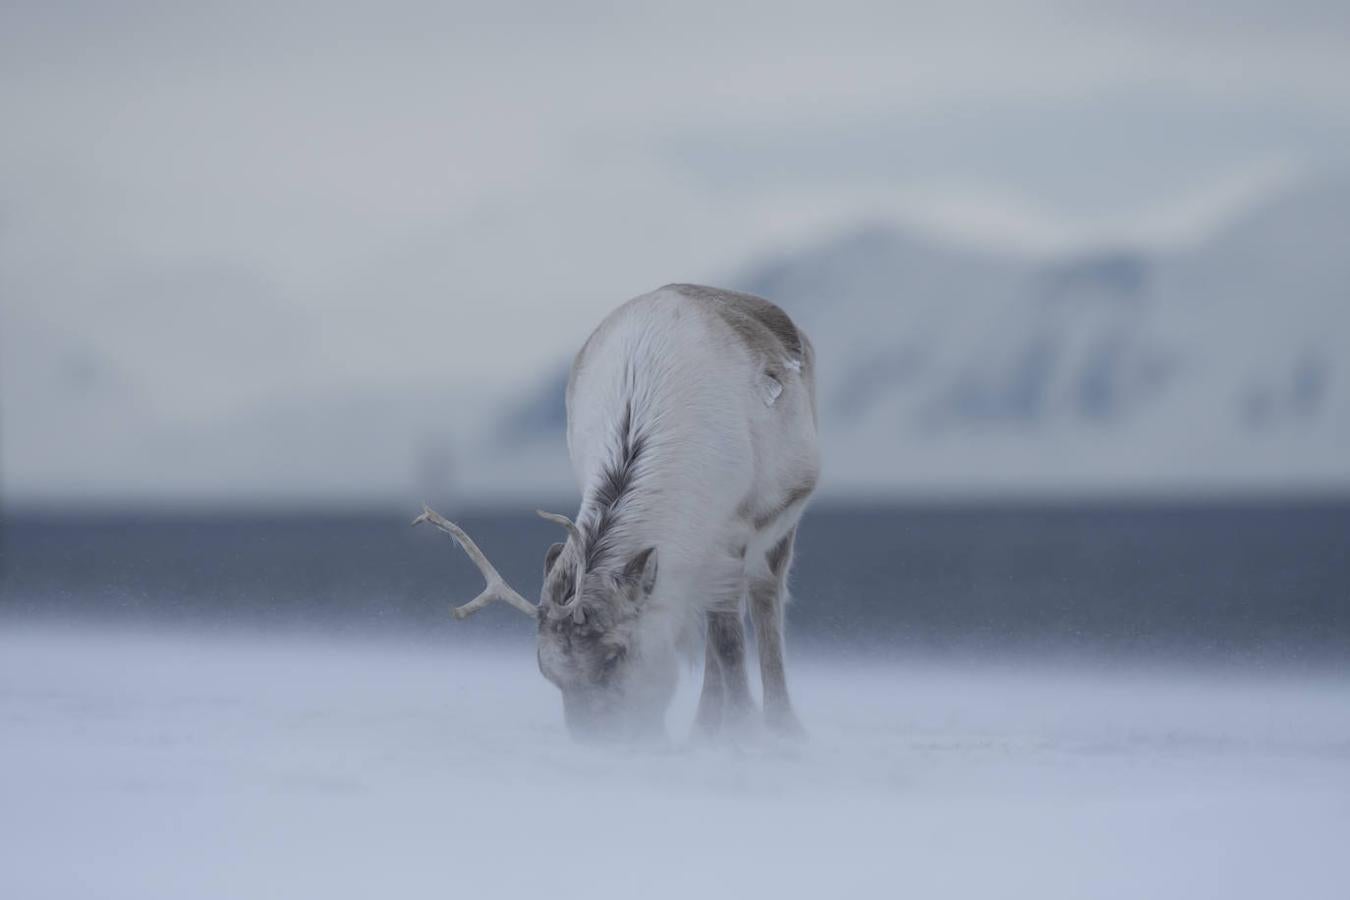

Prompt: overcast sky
[3,1,1349,499]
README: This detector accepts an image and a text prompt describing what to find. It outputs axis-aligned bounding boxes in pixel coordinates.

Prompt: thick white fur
[564,285,820,656]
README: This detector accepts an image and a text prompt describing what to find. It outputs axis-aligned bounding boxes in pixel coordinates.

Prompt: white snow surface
[2,626,1348,900]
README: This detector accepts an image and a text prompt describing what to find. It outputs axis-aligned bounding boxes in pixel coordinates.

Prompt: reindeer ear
[544,542,565,577]
[624,547,658,598]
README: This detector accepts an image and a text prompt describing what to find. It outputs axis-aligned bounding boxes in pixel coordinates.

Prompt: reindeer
[415,284,819,740]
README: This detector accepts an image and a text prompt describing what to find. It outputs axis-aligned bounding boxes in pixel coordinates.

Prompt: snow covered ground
[2,625,1347,899]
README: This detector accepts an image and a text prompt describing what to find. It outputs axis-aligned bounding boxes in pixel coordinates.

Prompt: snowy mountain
[494,179,1350,498]
[5,180,1345,506]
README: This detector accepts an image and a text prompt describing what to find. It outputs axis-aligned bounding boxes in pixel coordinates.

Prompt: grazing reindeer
[416,284,819,740]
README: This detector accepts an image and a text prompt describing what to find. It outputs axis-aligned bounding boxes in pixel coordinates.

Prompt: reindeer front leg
[706,607,755,735]
[694,623,724,736]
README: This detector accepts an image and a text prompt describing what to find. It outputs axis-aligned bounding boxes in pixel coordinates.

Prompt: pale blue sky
[2,1,1348,499]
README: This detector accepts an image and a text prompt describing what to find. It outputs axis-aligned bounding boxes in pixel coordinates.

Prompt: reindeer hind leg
[750,527,805,737]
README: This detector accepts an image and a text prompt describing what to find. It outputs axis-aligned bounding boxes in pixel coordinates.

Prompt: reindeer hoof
[765,707,807,740]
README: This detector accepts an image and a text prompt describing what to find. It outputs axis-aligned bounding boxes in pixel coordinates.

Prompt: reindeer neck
[577,398,648,573]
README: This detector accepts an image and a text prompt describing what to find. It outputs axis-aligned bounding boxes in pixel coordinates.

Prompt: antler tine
[535,509,581,544]
[412,505,538,620]
[536,509,587,625]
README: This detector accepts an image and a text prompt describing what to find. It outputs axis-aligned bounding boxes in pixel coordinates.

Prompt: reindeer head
[413,505,673,741]
[536,521,670,739]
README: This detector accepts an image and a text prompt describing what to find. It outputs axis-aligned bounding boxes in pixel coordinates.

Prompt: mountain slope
[496,179,1350,498]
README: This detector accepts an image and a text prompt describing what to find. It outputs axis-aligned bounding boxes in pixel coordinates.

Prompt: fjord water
[5,501,1348,660]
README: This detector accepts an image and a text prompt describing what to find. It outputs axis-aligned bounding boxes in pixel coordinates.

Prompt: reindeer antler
[412,505,538,620]
[537,509,587,625]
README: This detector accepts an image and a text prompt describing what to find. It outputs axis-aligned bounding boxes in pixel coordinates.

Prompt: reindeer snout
[561,689,663,743]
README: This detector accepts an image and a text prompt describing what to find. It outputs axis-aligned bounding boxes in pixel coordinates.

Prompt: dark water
[2,502,1348,662]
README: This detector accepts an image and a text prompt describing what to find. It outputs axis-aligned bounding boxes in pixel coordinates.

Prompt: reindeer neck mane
[578,399,647,573]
